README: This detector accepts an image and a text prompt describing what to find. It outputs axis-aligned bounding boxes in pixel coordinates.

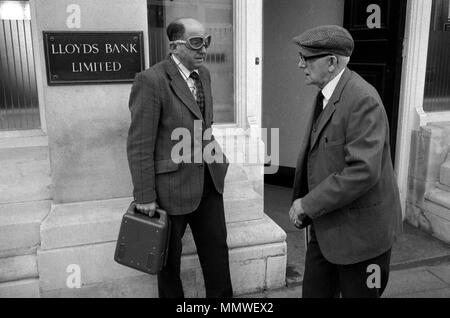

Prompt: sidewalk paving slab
[241,264,450,298]
[426,264,450,284]
[383,267,448,297]
[391,287,450,298]
[264,184,450,289]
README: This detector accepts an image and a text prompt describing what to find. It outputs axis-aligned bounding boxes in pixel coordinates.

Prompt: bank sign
[43,32,144,85]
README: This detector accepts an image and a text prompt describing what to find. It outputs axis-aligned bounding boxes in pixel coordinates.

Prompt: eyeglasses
[170,35,212,50]
[299,53,334,65]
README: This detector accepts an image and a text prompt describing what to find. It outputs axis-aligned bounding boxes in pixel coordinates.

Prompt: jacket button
[313,128,317,133]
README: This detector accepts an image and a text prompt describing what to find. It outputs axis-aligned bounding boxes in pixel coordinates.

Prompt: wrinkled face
[298,53,335,89]
[174,20,208,71]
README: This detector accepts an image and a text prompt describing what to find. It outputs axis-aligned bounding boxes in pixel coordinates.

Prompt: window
[0,0,40,130]
[147,0,235,124]
[423,0,450,112]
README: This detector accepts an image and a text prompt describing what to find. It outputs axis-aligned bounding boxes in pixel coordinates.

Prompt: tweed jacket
[127,56,228,215]
[292,68,403,265]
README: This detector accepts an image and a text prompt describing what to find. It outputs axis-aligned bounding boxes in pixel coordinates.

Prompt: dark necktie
[190,72,205,117]
[304,91,325,192]
[313,91,324,124]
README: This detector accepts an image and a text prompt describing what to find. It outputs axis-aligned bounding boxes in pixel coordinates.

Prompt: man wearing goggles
[167,21,212,72]
[170,34,212,51]
[127,18,232,299]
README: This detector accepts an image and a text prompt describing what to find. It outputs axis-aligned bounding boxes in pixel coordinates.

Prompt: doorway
[263,0,406,188]
[344,0,407,161]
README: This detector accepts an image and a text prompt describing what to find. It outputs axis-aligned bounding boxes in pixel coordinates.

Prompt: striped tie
[190,72,205,117]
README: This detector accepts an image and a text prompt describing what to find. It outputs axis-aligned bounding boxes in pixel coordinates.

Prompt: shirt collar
[321,68,346,101]
[171,54,199,79]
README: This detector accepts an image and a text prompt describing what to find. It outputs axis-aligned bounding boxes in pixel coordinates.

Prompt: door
[344,0,407,161]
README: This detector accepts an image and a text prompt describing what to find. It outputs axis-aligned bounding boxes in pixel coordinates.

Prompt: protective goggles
[170,35,212,50]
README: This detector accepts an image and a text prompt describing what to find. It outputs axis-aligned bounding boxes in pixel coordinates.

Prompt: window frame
[0,0,47,135]
[212,0,262,138]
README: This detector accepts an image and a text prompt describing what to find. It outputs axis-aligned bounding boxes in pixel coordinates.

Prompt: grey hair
[337,55,350,67]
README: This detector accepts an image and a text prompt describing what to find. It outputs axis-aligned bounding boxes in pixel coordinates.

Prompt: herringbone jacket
[127,57,228,215]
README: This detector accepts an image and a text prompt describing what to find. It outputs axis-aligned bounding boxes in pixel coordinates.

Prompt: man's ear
[328,56,338,72]
[169,43,177,54]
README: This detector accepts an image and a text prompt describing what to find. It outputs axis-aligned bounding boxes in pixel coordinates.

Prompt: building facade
[263,0,450,245]
[0,0,286,298]
[0,0,449,298]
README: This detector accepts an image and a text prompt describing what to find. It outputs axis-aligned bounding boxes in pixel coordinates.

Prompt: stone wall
[0,133,52,297]
[0,0,287,298]
[406,122,450,244]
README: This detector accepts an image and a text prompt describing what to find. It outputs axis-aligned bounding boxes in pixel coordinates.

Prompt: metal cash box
[114,203,171,275]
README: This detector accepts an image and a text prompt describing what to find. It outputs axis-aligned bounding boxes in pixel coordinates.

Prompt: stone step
[0,135,51,204]
[0,200,51,254]
[440,160,450,187]
[426,187,450,212]
[182,215,286,254]
[40,197,130,251]
[416,188,450,244]
[436,182,450,193]
[39,243,286,298]
[0,279,40,298]
[0,254,38,283]
[41,274,157,298]
[38,216,286,297]
[40,186,265,251]
[40,195,280,253]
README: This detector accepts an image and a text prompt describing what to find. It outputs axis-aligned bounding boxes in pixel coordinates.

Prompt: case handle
[129,202,168,224]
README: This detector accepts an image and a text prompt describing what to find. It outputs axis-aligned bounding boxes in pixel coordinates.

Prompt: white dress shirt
[171,54,199,101]
[321,68,346,109]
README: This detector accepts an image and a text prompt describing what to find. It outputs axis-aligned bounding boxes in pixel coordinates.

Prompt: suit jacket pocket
[322,137,346,172]
[324,136,345,148]
[345,201,382,220]
[155,159,179,175]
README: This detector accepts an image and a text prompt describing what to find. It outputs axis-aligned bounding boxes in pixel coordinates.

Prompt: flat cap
[292,25,354,57]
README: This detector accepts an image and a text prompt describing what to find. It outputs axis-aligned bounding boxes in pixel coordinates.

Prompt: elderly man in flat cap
[289,25,402,298]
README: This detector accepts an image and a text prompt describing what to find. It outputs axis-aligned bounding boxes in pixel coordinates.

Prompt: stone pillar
[33,0,286,297]
[395,0,432,216]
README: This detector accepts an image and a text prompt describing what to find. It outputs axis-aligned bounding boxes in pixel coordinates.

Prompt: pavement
[241,184,450,298]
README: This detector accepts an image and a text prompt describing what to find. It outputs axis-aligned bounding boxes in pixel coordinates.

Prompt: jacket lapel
[199,67,213,126]
[309,68,352,150]
[292,105,314,201]
[296,105,314,170]
[164,56,203,120]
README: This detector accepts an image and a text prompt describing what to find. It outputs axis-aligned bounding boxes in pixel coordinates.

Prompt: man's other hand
[135,202,159,217]
[289,198,311,229]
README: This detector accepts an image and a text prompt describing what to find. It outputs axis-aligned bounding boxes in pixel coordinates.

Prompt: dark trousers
[302,226,391,298]
[157,167,233,298]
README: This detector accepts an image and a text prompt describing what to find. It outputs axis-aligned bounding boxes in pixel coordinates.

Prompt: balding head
[167,18,208,71]
[167,18,205,41]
